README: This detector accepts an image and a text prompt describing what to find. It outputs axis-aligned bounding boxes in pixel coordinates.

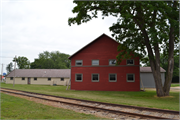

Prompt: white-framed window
[109,74,117,82]
[127,59,134,65]
[75,74,83,82]
[75,60,83,66]
[10,77,13,80]
[127,74,135,82]
[109,59,116,65]
[34,78,37,80]
[61,78,64,81]
[48,78,51,81]
[22,77,25,80]
[92,60,99,66]
[92,74,99,82]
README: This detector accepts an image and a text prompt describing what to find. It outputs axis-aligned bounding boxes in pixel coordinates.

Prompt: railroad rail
[1,87,179,119]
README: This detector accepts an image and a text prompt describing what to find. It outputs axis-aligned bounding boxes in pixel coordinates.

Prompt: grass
[1,83,179,111]
[1,92,103,119]
[171,83,180,87]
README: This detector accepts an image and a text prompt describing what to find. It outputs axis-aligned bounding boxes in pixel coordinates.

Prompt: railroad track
[1,87,179,119]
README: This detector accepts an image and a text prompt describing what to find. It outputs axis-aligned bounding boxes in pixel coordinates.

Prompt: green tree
[6,62,13,74]
[172,55,179,78]
[30,59,42,69]
[13,56,30,69]
[142,54,179,82]
[68,1,178,97]
[30,51,70,69]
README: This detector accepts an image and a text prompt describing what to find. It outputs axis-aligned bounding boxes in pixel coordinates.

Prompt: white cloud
[0,0,117,73]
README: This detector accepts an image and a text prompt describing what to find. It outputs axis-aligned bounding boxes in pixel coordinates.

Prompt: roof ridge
[68,33,119,59]
[140,67,166,72]
[6,69,70,78]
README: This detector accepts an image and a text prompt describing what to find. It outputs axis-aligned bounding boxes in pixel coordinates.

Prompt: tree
[13,56,30,69]
[142,53,179,83]
[172,55,179,79]
[6,62,13,74]
[68,1,178,97]
[30,59,42,69]
[30,51,70,69]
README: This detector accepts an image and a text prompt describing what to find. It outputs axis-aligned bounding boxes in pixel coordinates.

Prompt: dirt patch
[145,88,179,92]
[154,95,174,98]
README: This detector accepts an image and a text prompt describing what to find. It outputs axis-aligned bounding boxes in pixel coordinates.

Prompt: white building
[140,67,166,88]
[6,69,70,86]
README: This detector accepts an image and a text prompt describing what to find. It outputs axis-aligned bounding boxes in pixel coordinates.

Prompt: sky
[0,0,117,74]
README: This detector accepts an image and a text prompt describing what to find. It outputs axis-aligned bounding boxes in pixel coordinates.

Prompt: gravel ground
[2,91,159,120]
[1,88,179,120]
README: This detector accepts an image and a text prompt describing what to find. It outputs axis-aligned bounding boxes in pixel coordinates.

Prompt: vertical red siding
[70,34,140,91]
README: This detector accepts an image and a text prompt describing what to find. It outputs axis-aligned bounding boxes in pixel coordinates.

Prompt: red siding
[70,34,140,91]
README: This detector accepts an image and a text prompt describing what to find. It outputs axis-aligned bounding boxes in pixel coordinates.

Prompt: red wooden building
[69,34,140,91]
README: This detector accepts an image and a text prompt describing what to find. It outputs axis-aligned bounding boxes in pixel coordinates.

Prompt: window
[34,78,37,80]
[48,78,51,81]
[127,59,134,65]
[92,60,99,66]
[61,78,64,81]
[75,74,83,82]
[22,77,25,80]
[92,74,99,82]
[109,74,117,82]
[75,60,83,66]
[109,60,116,65]
[10,77,13,80]
[127,74,135,82]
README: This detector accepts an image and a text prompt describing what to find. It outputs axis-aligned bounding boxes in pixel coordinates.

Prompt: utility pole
[1,64,3,82]
[13,55,16,87]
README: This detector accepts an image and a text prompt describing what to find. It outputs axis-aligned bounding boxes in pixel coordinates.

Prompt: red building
[69,34,140,91]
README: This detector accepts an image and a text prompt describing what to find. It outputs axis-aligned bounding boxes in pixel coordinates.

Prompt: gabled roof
[140,67,166,73]
[6,69,70,78]
[68,33,119,59]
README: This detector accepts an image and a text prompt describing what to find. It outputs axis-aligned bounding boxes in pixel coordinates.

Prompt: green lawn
[171,83,180,87]
[1,83,179,111]
[1,92,103,119]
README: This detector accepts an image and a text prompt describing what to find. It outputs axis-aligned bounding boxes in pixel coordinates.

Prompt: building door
[28,77,31,84]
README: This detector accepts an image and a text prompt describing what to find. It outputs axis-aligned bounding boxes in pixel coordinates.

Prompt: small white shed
[140,67,166,88]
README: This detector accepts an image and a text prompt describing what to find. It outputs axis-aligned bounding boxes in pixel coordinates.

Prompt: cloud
[1,0,117,73]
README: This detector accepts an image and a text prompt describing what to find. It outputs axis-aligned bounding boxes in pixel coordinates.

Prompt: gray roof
[6,69,70,78]
[140,67,166,73]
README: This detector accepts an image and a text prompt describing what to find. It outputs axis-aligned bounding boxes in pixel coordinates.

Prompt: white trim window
[48,78,51,81]
[109,74,117,82]
[75,74,83,82]
[75,60,83,66]
[22,77,25,80]
[92,60,99,66]
[127,74,135,82]
[10,77,13,80]
[92,74,99,82]
[127,59,134,65]
[34,78,37,81]
[109,59,116,65]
